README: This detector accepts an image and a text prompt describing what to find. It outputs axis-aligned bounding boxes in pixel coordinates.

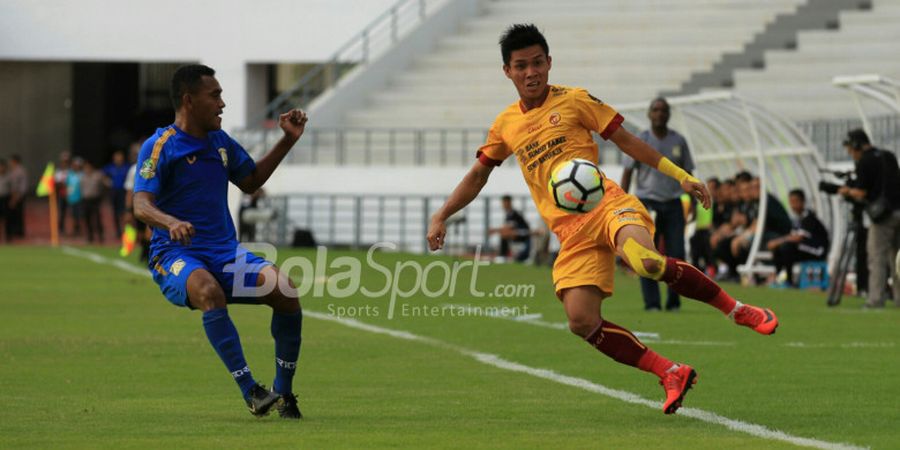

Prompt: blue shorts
[149,244,272,308]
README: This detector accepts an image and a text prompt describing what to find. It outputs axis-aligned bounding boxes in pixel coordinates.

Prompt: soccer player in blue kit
[133,65,307,419]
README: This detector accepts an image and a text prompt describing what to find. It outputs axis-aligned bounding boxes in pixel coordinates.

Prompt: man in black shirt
[717,174,793,279]
[767,190,830,287]
[489,195,531,262]
[839,129,900,307]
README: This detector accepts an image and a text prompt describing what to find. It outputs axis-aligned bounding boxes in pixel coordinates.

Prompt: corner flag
[36,162,59,246]
[36,162,55,197]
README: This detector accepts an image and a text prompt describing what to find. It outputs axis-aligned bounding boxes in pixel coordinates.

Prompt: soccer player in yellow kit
[426,24,779,414]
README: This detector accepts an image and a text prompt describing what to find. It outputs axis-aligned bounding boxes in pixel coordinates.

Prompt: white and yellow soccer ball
[548,158,605,213]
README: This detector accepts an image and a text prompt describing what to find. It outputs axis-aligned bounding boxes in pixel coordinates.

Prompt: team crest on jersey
[139,159,156,179]
[218,148,228,167]
[549,112,561,126]
[672,145,682,158]
[170,259,186,277]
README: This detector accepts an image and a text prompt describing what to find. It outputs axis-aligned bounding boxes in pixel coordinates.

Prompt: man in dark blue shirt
[104,150,130,237]
[134,65,307,419]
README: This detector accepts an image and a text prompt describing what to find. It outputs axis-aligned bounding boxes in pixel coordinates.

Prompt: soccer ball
[548,159,605,213]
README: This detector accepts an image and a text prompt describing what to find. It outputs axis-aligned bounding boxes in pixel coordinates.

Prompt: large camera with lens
[818,170,854,195]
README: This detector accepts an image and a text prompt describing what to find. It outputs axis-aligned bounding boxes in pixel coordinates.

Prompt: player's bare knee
[642,259,663,278]
[192,281,226,311]
[568,315,600,338]
[621,238,665,279]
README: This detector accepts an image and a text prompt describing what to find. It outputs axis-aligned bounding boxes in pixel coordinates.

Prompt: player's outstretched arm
[427,161,494,251]
[609,127,710,209]
[236,109,308,193]
[133,191,195,245]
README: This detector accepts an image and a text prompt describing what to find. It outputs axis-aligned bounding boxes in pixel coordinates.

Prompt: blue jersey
[134,125,256,257]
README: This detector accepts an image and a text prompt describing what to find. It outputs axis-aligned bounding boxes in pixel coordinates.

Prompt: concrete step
[497,0,800,5]
[734,64,900,84]
[386,73,666,89]
[439,31,754,48]
[391,66,696,85]
[464,12,785,31]
[797,28,900,47]
[367,85,664,106]
[414,48,723,66]
[485,0,802,13]
[763,44,900,64]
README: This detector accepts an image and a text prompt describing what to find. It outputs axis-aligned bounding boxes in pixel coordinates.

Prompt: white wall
[0,0,396,129]
[260,164,626,196]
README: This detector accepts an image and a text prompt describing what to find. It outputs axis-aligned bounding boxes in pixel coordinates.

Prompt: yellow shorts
[552,182,655,299]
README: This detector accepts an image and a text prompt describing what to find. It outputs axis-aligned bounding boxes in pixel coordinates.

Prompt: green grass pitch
[1,246,898,449]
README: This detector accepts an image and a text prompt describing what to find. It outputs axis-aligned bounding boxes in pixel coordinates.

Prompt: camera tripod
[827,206,867,306]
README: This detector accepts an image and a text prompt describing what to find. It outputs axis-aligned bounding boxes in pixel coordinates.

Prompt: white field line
[58,248,895,353]
[442,303,899,350]
[305,310,866,450]
[442,303,736,347]
[62,246,151,277]
[62,247,869,450]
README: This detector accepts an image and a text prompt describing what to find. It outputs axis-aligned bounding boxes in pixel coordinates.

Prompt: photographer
[838,129,900,308]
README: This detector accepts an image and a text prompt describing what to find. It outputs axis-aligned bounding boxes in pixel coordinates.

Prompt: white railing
[258,0,435,124]
[246,193,543,256]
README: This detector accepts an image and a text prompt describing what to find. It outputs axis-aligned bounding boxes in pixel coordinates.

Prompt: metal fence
[799,114,900,161]
[233,115,899,168]
[246,193,546,255]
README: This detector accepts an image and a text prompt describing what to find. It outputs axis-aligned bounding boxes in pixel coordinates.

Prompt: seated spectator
[768,189,829,287]
[239,188,267,242]
[488,195,531,262]
[716,173,792,280]
[709,178,738,252]
[713,172,754,280]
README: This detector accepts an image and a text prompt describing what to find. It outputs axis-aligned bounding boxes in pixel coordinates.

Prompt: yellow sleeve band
[657,157,698,184]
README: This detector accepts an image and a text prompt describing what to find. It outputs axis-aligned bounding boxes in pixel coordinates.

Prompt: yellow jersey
[477,85,624,235]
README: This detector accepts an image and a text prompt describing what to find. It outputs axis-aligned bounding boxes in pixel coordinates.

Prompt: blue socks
[202,308,256,399]
[270,310,303,395]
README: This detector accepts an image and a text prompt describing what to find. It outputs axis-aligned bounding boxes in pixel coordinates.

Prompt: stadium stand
[340,0,808,128]
[732,0,900,120]
[242,0,820,167]
[669,0,868,96]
